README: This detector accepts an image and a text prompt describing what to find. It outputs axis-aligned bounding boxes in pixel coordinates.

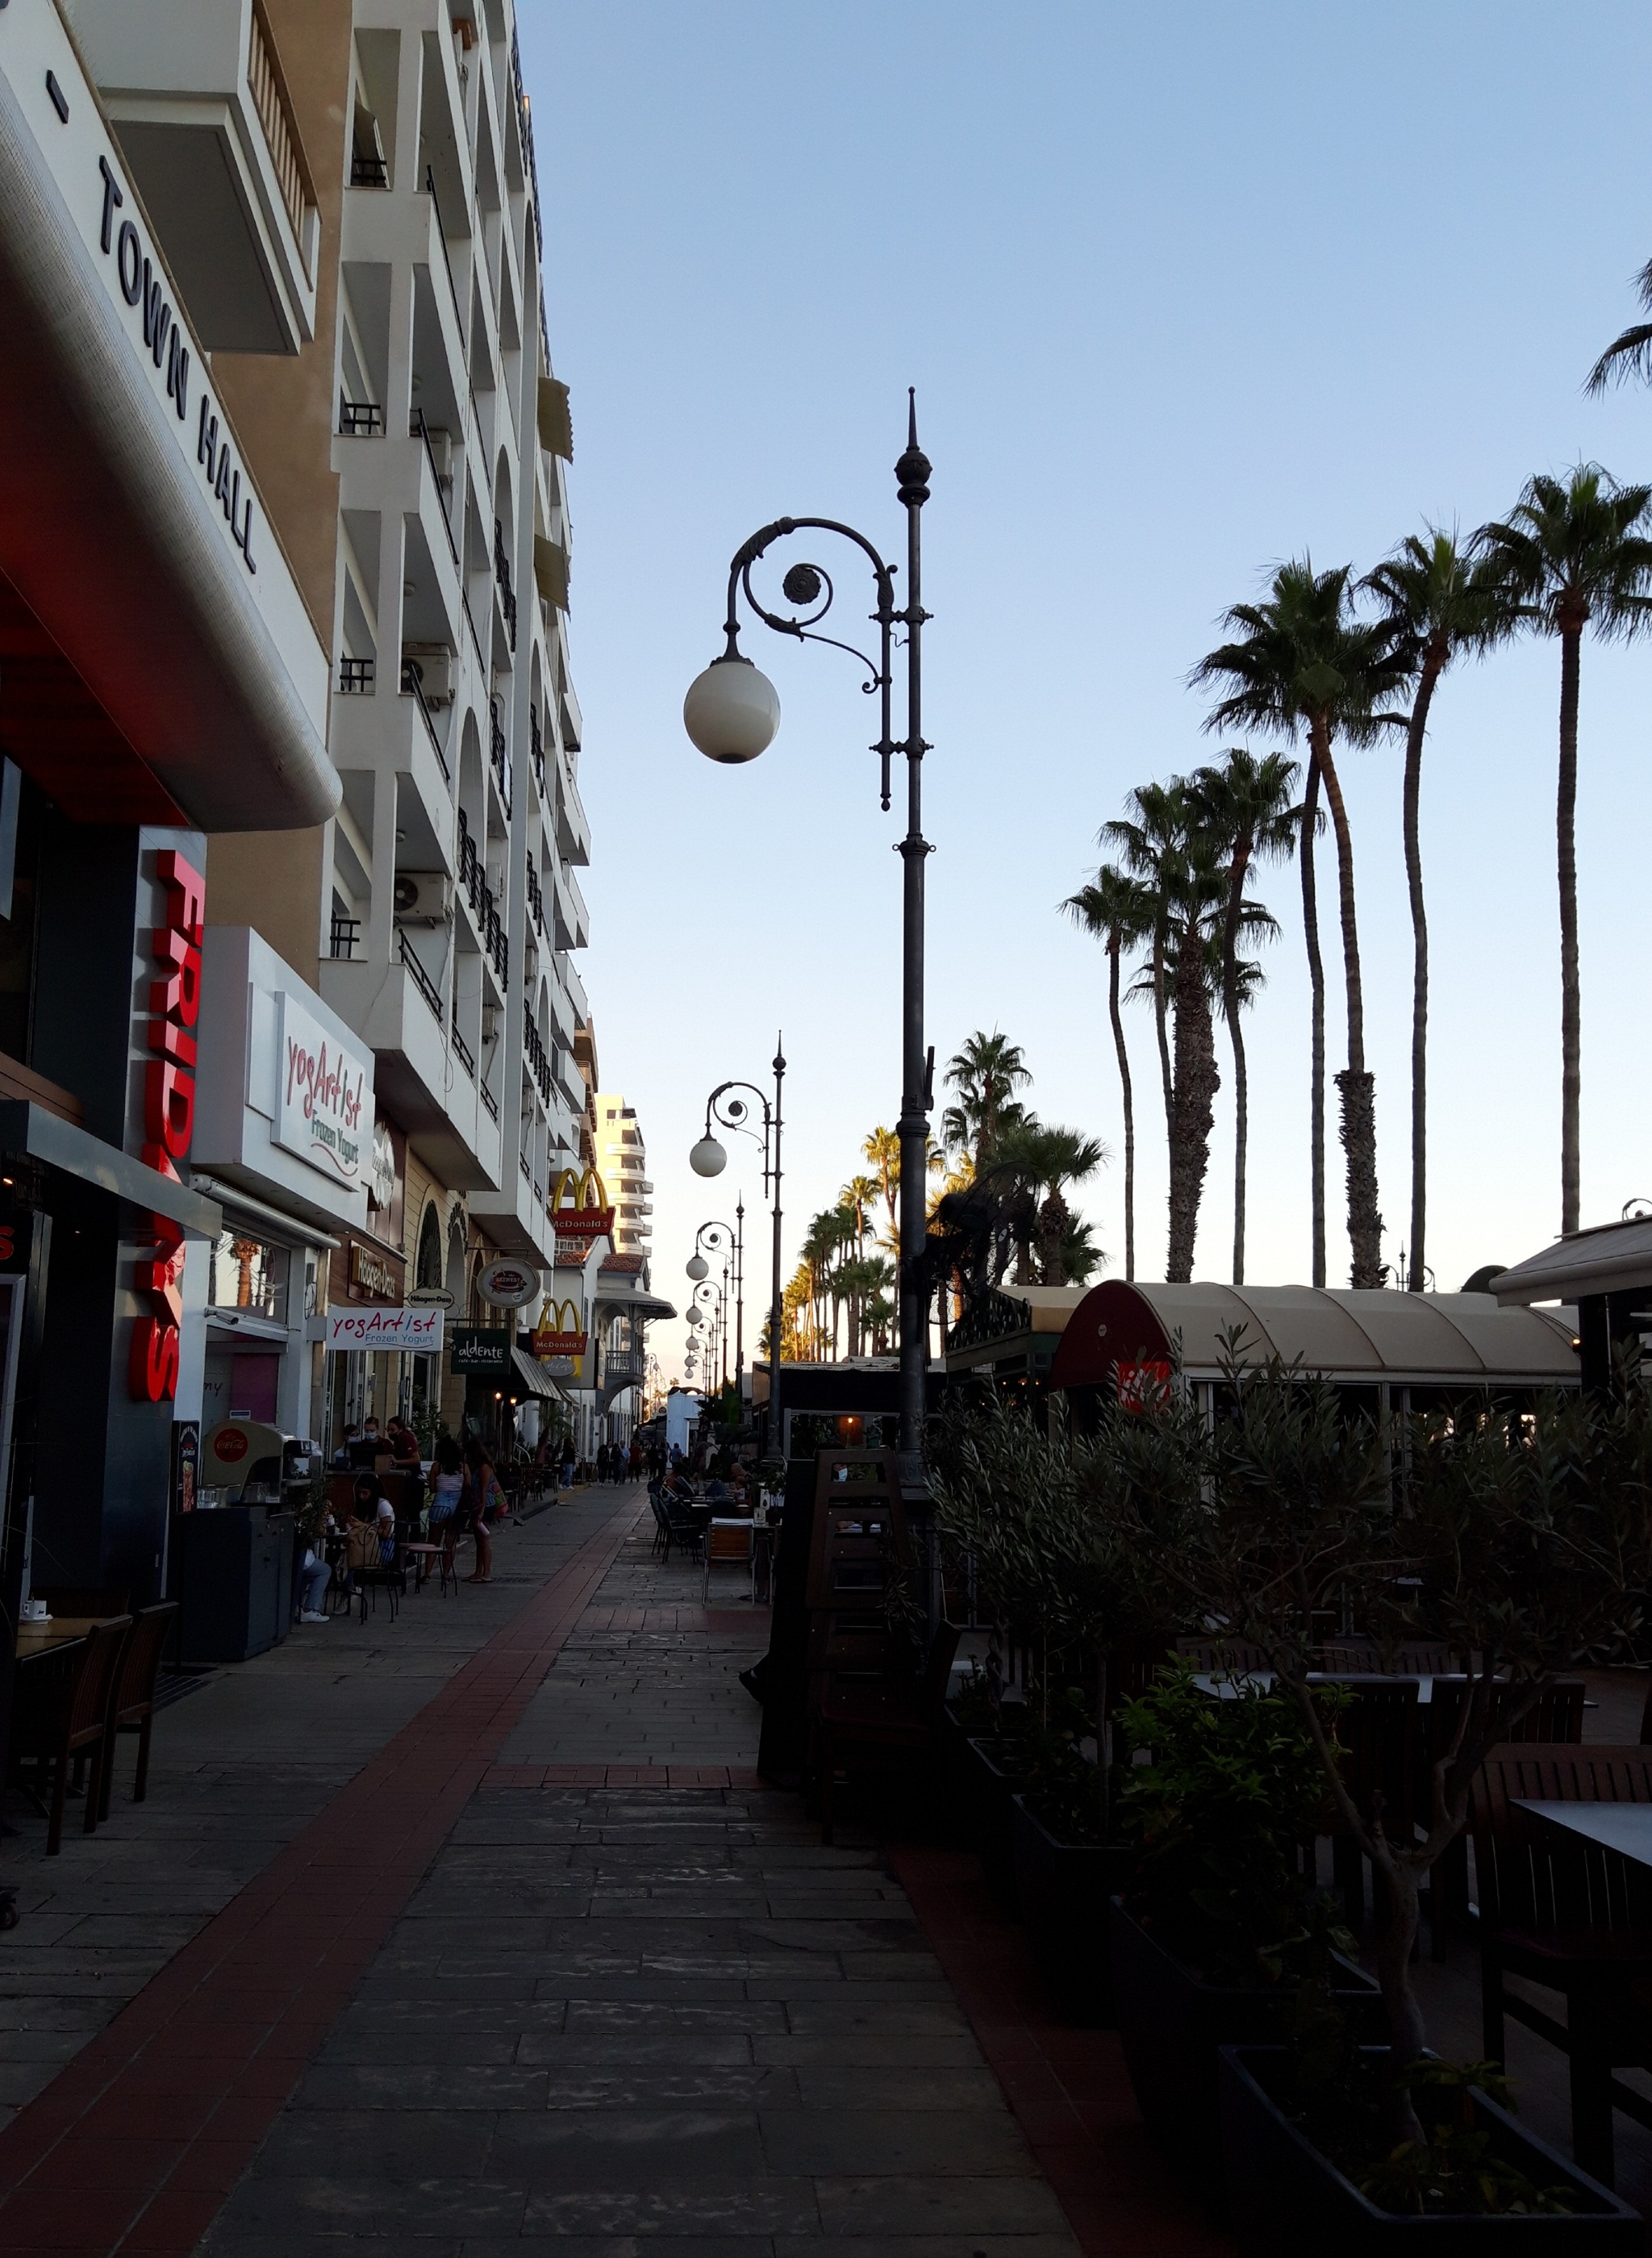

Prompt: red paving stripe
[0,1496,642,2258]
[890,1843,1233,2258]
[482,1763,763,1789]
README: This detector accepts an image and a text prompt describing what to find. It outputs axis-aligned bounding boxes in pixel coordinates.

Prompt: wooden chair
[702,1517,754,1604]
[816,1622,962,1845]
[1320,1677,1419,1923]
[1471,1745,1652,2185]
[353,1522,408,1622]
[96,1603,177,1817]
[9,1617,131,1853]
[1420,1680,1585,1958]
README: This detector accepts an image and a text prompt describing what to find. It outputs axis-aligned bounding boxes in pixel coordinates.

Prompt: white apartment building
[594,1094,652,1256]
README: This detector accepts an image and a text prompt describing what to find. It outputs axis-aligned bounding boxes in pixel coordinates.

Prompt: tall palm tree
[1025,1125,1108,1284]
[1186,750,1299,1285]
[861,1126,900,1247]
[1062,865,1155,1279]
[1362,531,1515,1290]
[1158,836,1229,1283]
[1477,468,1652,1234]
[1585,261,1652,394]
[941,1030,1031,1172]
[1099,782,1187,1160]
[1192,561,1408,1288]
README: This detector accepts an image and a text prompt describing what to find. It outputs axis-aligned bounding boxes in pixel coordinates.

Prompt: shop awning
[1491,1220,1652,1308]
[0,23,338,832]
[509,1347,562,1400]
[0,1100,219,1236]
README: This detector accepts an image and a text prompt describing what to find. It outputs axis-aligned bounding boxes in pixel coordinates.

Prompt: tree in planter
[932,1392,1173,1842]
[1116,1345,1652,2143]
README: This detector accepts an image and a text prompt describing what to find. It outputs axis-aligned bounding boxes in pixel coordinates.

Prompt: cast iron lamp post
[692,1281,725,1395]
[687,1210,744,1394]
[690,1043,785,1456]
[682,395,933,1473]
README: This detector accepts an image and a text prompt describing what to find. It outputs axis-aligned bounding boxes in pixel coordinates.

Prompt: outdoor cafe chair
[1320,1640,1459,1676]
[1418,1678,1585,1957]
[97,1603,177,1818]
[1470,1745,1652,2185]
[1320,1676,1420,1923]
[702,1517,755,1605]
[8,1616,131,1854]
[353,1523,409,1622]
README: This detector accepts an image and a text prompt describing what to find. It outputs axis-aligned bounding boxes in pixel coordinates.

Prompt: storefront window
[207,1229,290,1323]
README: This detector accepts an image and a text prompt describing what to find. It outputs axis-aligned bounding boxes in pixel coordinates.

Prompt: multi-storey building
[593,1095,652,1257]
[61,0,598,1450]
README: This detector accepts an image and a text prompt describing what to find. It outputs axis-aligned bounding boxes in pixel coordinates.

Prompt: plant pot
[1109,1896,1382,2204]
[968,1737,1032,1913]
[1217,2047,1641,2253]
[1011,1795,1128,2026]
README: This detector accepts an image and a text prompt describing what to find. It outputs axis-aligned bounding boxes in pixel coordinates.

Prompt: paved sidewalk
[0,1489,626,2135]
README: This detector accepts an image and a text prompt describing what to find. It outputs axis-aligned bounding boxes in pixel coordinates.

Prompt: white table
[1514,1799,1652,1869]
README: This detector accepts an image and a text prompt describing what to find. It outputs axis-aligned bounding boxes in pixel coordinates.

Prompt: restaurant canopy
[1045,1280,1578,1392]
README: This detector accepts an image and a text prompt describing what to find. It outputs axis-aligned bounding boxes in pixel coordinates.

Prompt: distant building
[594,1095,652,1255]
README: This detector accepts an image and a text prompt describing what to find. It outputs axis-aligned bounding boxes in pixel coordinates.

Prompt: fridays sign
[275,995,371,1184]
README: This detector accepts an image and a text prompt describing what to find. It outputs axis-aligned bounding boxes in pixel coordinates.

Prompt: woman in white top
[428,1434,465,1581]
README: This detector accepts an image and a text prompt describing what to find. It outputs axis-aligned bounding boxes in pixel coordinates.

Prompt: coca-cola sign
[274,995,371,1183]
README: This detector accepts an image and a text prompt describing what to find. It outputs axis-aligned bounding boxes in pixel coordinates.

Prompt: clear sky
[519,1,1652,1384]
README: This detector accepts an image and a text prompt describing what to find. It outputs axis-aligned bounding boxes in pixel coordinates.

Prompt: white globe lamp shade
[683,656,780,765]
[686,1307,703,1328]
[689,1135,727,1178]
[686,1254,708,1281]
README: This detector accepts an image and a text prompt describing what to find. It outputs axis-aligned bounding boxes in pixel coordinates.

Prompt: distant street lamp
[682,396,934,1471]
[692,1281,725,1394]
[689,1211,744,1394]
[690,1045,786,1455]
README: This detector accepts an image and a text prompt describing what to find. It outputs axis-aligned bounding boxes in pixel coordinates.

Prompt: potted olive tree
[1121,1345,1652,2240]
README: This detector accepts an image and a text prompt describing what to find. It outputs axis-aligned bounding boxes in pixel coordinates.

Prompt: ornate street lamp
[688,1211,744,1394]
[689,1046,786,1455]
[682,396,933,1472]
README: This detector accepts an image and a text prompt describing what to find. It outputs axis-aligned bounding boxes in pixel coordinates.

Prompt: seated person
[332,1422,361,1471]
[662,1467,698,1513]
[348,1417,384,1470]
[703,1475,732,1507]
[340,1475,383,1584]
[295,1541,332,1623]
[373,1492,398,1563]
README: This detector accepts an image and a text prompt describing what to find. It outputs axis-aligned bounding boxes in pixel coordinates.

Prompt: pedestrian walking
[595,1441,611,1484]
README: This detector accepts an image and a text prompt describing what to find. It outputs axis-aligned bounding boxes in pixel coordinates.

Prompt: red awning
[1047,1281,1174,1390]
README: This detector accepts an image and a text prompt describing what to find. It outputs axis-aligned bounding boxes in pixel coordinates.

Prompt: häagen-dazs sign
[275,995,370,1184]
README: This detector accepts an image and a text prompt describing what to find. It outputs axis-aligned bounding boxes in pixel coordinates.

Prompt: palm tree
[1362,531,1515,1289]
[1158,836,1229,1282]
[1192,561,1408,1287]
[862,1127,900,1247]
[1477,468,1652,1234]
[1585,262,1652,394]
[1062,866,1155,1279]
[1024,1125,1108,1284]
[1099,782,1187,1162]
[941,1031,1031,1171]
[1186,750,1300,1285]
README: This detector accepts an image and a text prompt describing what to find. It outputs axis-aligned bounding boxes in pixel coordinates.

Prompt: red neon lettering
[129,1315,179,1402]
[155,848,205,943]
[144,1059,195,1157]
[131,846,204,1402]
[148,929,202,1025]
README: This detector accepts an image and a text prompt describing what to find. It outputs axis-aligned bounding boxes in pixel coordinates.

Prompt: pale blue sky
[520,2,1652,1381]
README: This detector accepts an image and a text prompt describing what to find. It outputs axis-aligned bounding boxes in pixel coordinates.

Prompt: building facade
[593,1094,651,1257]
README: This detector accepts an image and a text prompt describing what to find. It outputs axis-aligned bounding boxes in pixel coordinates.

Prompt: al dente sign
[131,849,204,1402]
[275,996,369,1183]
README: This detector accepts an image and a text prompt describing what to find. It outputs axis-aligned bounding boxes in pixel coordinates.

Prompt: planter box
[1011,1794,1128,2026]
[1110,1896,1382,2202]
[968,1737,1032,1913]
[1218,2046,1641,2254]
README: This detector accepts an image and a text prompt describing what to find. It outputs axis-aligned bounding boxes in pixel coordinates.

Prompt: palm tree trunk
[1301,754,1327,1289]
[1151,927,1173,1150]
[1221,836,1253,1285]
[1316,720,1383,1287]
[1403,660,1440,1291]
[1166,935,1219,1283]
[1558,623,1583,1238]
[1108,936,1135,1281]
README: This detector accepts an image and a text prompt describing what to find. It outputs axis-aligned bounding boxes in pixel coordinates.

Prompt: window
[416,1202,444,1291]
[208,1230,290,1323]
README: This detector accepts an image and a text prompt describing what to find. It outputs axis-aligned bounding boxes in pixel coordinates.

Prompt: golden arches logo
[541,1297,582,1333]
[549,1167,609,1214]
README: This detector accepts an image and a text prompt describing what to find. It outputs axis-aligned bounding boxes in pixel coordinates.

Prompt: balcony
[75,0,319,353]
[321,936,500,1194]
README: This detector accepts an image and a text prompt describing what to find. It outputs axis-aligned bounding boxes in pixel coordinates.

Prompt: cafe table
[14,1616,100,1663]
[1514,1799,1652,1870]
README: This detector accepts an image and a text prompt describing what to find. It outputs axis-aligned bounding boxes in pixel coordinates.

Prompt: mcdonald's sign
[547,1167,614,1240]
[532,1298,588,1358]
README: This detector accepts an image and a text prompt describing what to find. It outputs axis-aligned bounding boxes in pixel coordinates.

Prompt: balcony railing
[398,661,451,783]
[423,164,464,332]
[329,914,361,961]
[529,704,546,799]
[525,854,546,939]
[248,1,317,273]
[519,1147,532,1183]
[451,1016,476,1079]
[489,699,511,816]
[339,657,375,694]
[494,519,517,651]
[523,1016,553,1108]
[410,410,459,565]
[398,929,442,1019]
[481,1079,500,1122]
[350,149,388,187]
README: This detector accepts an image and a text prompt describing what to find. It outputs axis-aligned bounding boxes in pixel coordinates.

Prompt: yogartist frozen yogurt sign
[275,995,371,1183]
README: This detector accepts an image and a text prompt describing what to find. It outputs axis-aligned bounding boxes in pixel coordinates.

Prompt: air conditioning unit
[392,872,452,926]
[402,644,455,706]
